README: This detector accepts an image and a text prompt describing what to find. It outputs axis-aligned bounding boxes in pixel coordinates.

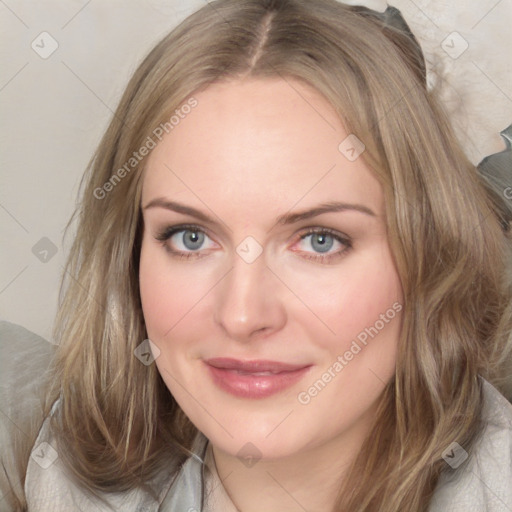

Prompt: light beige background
[1,0,511,342]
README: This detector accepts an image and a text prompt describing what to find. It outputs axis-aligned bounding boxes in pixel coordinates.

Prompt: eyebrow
[142,198,376,225]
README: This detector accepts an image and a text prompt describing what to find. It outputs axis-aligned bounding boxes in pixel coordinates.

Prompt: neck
[211,406,376,512]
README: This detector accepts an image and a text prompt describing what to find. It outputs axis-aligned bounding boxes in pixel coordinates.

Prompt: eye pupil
[183,230,204,250]
[311,233,333,253]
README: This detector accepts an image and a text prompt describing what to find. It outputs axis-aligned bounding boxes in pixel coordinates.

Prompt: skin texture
[139,77,403,512]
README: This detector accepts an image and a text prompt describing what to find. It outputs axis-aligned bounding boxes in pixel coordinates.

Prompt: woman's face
[139,78,403,461]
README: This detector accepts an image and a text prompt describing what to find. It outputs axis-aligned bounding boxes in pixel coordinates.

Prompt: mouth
[204,357,312,399]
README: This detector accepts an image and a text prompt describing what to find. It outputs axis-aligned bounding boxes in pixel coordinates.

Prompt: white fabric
[428,378,512,511]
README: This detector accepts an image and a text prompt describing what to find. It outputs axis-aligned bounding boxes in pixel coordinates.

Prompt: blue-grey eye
[309,233,334,253]
[155,225,217,257]
[179,230,205,251]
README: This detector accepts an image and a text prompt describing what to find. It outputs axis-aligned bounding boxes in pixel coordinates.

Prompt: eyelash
[154,223,352,264]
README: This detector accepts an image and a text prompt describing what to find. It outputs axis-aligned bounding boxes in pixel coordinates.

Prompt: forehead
[142,78,383,220]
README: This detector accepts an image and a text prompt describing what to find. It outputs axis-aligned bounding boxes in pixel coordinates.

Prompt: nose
[213,248,287,343]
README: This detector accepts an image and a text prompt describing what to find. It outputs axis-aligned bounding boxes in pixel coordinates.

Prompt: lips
[204,357,312,399]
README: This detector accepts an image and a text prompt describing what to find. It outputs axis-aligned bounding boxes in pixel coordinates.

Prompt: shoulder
[24,400,202,512]
[429,377,512,511]
[24,403,164,511]
[0,320,55,436]
[0,321,56,511]
[0,320,55,392]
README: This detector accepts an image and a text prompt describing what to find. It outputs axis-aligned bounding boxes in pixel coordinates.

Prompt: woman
[1,0,511,510]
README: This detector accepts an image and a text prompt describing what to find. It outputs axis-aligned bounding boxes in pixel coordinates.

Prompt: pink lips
[204,357,312,399]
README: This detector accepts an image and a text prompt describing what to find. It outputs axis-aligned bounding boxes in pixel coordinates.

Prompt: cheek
[139,237,209,341]
[293,247,402,424]
[281,244,403,353]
